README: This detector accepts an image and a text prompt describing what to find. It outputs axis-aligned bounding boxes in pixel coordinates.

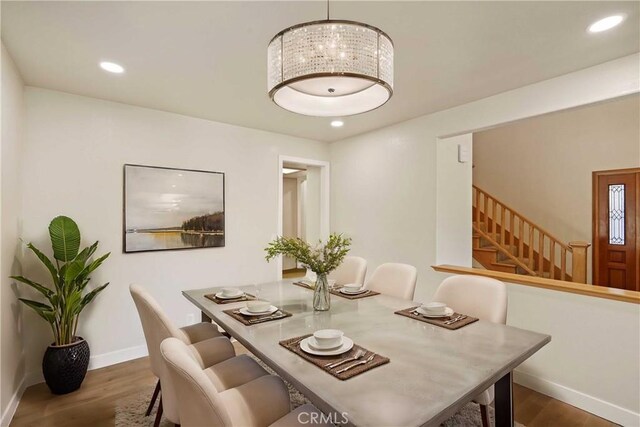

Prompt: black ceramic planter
[42,337,90,395]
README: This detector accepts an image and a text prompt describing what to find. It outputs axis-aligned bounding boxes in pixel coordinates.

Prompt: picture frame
[123,164,225,253]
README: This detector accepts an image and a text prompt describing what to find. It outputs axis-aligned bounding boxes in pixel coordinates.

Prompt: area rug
[115,356,519,427]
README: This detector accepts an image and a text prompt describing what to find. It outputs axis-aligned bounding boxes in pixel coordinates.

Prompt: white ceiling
[2,1,638,142]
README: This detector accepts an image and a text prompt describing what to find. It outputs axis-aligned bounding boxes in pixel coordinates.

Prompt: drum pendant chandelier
[267,0,394,117]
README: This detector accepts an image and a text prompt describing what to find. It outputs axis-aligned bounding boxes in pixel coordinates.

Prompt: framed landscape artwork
[123,164,225,253]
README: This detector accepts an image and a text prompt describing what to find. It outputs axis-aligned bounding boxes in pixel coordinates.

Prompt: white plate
[416,307,454,318]
[215,291,245,300]
[300,337,354,356]
[238,306,278,316]
[308,337,343,351]
[340,288,367,295]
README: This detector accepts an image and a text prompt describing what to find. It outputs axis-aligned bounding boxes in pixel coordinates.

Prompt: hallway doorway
[277,156,330,279]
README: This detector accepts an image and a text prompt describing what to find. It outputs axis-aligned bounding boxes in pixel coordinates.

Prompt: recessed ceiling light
[588,15,625,33]
[99,61,125,74]
[331,120,344,128]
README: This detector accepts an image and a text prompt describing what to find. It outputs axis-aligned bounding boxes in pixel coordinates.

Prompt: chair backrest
[161,337,232,427]
[329,256,368,286]
[432,275,507,324]
[129,284,189,377]
[365,263,418,300]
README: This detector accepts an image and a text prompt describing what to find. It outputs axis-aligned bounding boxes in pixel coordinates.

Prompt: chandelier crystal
[267,19,394,116]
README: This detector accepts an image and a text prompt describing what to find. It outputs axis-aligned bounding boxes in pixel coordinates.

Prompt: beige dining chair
[432,275,508,427]
[329,256,367,286]
[161,337,332,427]
[365,263,418,300]
[130,284,235,426]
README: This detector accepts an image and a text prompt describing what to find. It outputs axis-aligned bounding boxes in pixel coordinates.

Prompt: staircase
[472,185,590,283]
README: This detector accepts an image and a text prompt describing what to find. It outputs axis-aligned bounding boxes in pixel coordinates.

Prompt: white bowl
[342,283,363,292]
[421,302,446,315]
[313,329,344,349]
[246,300,271,313]
[221,287,242,297]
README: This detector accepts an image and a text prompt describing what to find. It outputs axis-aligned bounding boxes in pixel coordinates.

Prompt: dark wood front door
[593,168,640,291]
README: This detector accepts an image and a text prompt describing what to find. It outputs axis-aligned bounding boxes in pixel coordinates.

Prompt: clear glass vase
[313,273,331,311]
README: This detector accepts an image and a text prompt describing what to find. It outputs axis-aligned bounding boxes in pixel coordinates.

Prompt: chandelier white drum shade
[267,20,394,116]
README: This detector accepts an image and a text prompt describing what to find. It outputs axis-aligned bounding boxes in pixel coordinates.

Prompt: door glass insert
[608,184,625,245]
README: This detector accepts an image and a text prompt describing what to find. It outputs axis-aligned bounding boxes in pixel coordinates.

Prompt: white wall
[474,95,640,283]
[304,166,322,244]
[436,134,473,267]
[282,177,298,270]
[329,54,640,425]
[19,88,329,381]
[0,44,26,426]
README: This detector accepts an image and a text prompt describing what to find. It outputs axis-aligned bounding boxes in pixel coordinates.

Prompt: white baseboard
[87,344,148,370]
[0,377,25,427]
[514,369,640,426]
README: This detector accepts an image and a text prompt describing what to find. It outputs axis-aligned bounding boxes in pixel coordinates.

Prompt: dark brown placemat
[279,334,389,380]
[204,292,256,304]
[330,288,380,300]
[223,308,292,326]
[395,306,479,330]
[294,282,379,300]
[292,281,314,290]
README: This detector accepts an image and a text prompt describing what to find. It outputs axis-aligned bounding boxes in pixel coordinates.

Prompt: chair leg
[145,379,161,416]
[480,404,491,427]
[153,397,163,427]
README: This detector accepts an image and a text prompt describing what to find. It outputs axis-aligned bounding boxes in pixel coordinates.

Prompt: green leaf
[74,241,98,264]
[25,243,60,289]
[73,252,110,290]
[79,283,109,312]
[80,253,110,278]
[18,298,55,322]
[49,216,81,262]
[10,276,53,300]
[64,291,82,317]
[64,259,86,284]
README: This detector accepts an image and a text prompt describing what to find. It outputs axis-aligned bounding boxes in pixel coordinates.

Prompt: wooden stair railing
[473,225,538,276]
[473,185,590,283]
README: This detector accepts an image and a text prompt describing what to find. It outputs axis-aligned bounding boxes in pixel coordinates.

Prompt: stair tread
[491,261,518,268]
[474,247,497,253]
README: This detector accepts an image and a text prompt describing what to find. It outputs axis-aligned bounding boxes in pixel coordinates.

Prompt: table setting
[214,288,292,325]
[204,287,257,304]
[293,280,380,300]
[395,301,478,330]
[279,329,389,380]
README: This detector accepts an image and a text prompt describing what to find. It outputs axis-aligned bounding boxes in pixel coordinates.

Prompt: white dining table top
[183,280,550,427]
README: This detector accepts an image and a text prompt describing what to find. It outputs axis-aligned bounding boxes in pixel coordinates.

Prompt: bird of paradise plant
[10,216,110,346]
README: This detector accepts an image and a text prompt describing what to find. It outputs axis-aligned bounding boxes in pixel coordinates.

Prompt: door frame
[277,155,330,280]
[592,167,640,287]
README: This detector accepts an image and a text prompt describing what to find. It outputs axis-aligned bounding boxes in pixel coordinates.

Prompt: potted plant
[11,216,110,394]
[265,233,351,311]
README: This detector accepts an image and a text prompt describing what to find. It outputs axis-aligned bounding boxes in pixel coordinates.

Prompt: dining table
[183,279,551,427]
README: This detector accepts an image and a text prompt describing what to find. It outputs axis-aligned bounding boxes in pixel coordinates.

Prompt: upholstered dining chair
[329,256,367,286]
[161,337,332,427]
[365,263,418,300]
[432,275,508,427]
[130,284,235,426]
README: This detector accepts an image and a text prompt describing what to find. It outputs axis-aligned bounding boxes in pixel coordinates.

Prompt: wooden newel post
[569,241,590,284]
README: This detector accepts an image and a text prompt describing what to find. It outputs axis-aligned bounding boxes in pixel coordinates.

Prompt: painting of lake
[124,164,225,252]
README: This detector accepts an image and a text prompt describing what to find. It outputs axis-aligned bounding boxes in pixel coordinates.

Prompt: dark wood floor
[11,343,616,427]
